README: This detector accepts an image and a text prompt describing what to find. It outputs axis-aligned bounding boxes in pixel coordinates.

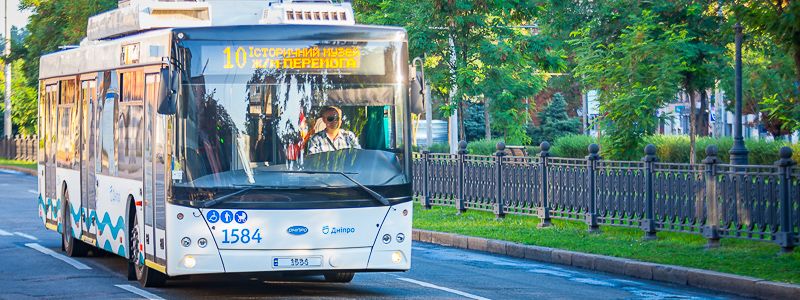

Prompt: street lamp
[729,22,749,165]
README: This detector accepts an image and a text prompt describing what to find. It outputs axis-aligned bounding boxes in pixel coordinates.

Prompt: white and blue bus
[37,0,416,287]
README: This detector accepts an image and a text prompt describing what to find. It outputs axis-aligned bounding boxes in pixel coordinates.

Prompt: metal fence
[414,142,800,252]
[0,136,38,161]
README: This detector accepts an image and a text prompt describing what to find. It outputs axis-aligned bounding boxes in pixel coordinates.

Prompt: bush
[467,138,504,155]
[428,142,450,153]
[638,135,789,165]
[550,135,597,158]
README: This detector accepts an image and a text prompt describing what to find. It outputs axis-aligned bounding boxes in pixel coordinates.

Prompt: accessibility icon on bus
[221,211,234,224]
[235,211,248,224]
[206,210,220,224]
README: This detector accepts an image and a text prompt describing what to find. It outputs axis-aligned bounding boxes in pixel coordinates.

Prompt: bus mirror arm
[157,66,178,115]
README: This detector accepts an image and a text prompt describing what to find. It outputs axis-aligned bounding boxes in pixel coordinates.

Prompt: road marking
[0,229,12,236]
[115,284,165,300]
[27,189,39,195]
[14,232,39,240]
[24,243,92,270]
[397,277,491,300]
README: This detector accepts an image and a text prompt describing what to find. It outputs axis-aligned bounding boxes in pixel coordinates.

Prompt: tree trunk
[484,100,491,140]
[689,90,697,165]
[793,42,800,85]
[698,90,709,136]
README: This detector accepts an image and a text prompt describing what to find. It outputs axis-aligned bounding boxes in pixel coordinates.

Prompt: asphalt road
[0,169,744,299]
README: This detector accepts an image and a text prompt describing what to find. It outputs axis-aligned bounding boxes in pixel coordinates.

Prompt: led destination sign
[192,41,390,77]
[223,46,362,70]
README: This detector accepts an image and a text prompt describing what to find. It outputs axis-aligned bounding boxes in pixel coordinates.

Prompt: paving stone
[523,245,553,263]
[623,261,656,280]
[467,236,489,252]
[571,253,598,270]
[687,269,759,298]
[652,266,689,285]
[550,249,573,265]
[430,231,453,246]
[594,256,630,275]
[487,240,508,255]
[754,280,800,300]
[506,243,526,258]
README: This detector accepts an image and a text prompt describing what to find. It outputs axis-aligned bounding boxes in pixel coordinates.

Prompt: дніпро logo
[321,225,355,235]
[287,226,309,235]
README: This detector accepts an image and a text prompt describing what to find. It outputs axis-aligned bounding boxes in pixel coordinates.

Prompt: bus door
[44,84,58,227]
[80,79,98,240]
[144,72,167,265]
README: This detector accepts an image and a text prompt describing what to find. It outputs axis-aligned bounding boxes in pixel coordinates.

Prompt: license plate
[273,256,323,268]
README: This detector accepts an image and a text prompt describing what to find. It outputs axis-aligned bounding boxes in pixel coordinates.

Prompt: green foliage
[466,138,503,156]
[354,0,563,145]
[550,134,596,158]
[528,93,581,145]
[571,11,690,160]
[17,0,118,86]
[414,203,800,284]
[463,103,487,142]
[0,60,38,136]
[428,142,451,154]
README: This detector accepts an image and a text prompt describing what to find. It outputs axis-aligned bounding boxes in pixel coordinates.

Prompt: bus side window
[100,92,118,175]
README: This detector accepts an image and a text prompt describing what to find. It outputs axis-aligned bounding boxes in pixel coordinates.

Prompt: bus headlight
[198,238,208,248]
[183,255,197,268]
[382,234,391,244]
[391,251,403,264]
[181,237,191,247]
[396,233,405,243]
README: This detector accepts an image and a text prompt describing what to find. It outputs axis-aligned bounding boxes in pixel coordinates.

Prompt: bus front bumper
[169,247,410,276]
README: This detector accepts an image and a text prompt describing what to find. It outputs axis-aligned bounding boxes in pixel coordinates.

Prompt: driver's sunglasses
[326,115,340,122]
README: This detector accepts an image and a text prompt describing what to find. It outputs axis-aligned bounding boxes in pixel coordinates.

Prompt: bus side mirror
[157,67,177,115]
[409,71,425,115]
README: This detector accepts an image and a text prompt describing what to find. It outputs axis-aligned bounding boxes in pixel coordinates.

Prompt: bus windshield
[172,38,410,192]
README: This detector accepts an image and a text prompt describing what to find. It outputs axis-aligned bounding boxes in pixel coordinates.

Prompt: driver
[306,106,361,155]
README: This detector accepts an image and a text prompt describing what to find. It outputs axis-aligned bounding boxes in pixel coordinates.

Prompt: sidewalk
[413,229,800,299]
[0,164,36,176]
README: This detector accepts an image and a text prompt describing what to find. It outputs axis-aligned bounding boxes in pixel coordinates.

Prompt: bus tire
[323,272,355,283]
[127,201,137,281]
[62,190,89,257]
[131,209,167,287]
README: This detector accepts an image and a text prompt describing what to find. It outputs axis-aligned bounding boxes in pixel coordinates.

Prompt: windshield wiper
[264,170,390,206]
[202,188,253,208]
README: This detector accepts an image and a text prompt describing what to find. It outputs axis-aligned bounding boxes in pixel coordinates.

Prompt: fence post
[494,142,506,219]
[641,144,658,240]
[422,150,432,210]
[538,142,552,228]
[14,135,21,161]
[701,145,721,248]
[586,143,601,233]
[456,141,468,214]
[775,146,796,253]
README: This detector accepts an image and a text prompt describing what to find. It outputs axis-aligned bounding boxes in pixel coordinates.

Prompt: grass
[413,203,800,284]
[0,158,37,170]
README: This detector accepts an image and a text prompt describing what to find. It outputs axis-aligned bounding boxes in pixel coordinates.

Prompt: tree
[736,1,800,132]
[721,33,798,139]
[17,0,118,86]
[354,0,564,145]
[529,93,581,144]
[571,10,690,160]
[0,60,38,136]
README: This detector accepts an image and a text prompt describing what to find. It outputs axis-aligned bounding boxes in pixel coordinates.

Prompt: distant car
[415,120,448,147]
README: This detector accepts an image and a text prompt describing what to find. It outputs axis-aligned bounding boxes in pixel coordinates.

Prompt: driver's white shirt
[307,130,361,154]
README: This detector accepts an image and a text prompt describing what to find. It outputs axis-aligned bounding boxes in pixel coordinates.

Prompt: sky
[2,0,32,30]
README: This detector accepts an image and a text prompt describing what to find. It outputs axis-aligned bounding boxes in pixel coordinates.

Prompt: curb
[413,229,800,300]
[0,165,36,176]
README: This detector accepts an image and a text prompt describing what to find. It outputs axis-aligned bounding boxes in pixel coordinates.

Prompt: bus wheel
[323,272,355,283]
[62,192,89,257]
[127,204,138,281]
[131,211,167,287]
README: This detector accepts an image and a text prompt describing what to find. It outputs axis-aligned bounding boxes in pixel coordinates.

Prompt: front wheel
[323,272,355,283]
[129,209,167,287]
